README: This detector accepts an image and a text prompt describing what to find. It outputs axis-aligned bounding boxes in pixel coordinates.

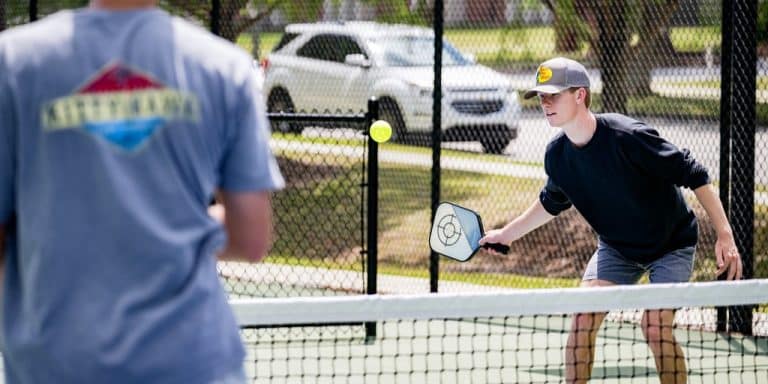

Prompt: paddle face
[429,202,485,262]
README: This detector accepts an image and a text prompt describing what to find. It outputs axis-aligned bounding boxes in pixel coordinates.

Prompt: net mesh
[235,280,768,383]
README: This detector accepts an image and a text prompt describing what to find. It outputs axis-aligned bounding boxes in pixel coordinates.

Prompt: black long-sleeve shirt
[540,113,710,263]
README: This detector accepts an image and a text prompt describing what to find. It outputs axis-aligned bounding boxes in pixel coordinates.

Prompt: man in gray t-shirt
[0,1,284,382]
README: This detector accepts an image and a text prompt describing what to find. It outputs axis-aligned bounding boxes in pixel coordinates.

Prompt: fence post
[29,0,37,22]
[429,0,444,294]
[729,0,757,335]
[210,0,220,36]
[365,98,380,341]
[716,0,733,333]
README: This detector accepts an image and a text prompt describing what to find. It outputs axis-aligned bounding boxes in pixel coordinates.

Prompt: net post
[429,0,444,294]
[716,0,733,333]
[365,97,380,341]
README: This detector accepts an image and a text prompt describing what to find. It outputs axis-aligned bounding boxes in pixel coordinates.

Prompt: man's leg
[642,309,686,384]
[643,246,695,384]
[569,241,644,383]
[565,279,612,384]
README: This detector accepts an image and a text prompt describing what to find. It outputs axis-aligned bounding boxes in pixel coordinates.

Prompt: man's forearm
[501,199,556,242]
[693,184,733,237]
[212,191,275,263]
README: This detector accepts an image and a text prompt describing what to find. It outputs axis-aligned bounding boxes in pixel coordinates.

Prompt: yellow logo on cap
[537,66,553,83]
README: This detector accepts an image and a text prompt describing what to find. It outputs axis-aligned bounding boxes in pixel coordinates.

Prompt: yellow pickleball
[369,120,392,143]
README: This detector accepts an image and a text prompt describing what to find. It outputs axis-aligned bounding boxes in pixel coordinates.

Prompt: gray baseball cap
[523,57,590,99]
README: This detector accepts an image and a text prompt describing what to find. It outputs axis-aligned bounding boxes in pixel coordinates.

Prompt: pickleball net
[233,280,768,383]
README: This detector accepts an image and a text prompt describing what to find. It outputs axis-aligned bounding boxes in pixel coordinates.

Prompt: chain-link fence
[220,109,377,299]
[4,1,765,299]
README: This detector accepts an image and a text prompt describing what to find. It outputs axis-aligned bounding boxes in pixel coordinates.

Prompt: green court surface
[241,316,768,383]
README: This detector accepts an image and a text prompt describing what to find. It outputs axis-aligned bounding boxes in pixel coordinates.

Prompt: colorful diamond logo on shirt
[41,62,199,151]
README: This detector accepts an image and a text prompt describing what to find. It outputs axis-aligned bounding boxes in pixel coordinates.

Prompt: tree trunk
[596,0,628,114]
[553,0,582,53]
[626,0,680,98]
[219,0,247,42]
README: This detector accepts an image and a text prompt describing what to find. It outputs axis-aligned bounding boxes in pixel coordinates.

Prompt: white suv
[262,21,521,154]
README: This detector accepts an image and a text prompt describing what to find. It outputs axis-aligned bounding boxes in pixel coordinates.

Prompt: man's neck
[561,111,597,148]
[90,0,157,10]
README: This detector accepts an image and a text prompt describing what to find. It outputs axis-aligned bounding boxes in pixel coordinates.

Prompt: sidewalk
[219,261,511,294]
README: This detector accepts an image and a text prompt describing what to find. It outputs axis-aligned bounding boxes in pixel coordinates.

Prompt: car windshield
[367,36,472,67]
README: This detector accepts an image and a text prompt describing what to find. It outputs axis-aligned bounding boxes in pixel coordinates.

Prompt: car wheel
[267,88,301,134]
[378,98,406,143]
[480,125,514,154]
[481,138,509,154]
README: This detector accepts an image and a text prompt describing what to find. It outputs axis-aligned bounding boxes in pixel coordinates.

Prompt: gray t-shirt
[0,8,283,383]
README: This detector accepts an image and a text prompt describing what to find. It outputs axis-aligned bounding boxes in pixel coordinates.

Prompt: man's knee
[641,310,676,342]
[571,312,606,334]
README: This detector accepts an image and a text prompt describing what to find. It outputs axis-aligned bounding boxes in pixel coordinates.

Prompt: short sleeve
[219,62,284,192]
[539,178,571,216]
[0,52,16,224]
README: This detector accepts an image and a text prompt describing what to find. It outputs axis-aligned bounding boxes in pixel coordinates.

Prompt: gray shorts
[582,241,695,284]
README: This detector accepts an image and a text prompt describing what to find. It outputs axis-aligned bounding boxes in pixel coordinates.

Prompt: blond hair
[569,87,591,109]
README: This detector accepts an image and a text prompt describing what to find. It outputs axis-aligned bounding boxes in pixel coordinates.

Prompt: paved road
[297,109,768,192]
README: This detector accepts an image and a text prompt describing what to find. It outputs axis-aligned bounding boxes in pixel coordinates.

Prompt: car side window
[336,36,366,63]
[273,32,299,52]
[297,34,366,63]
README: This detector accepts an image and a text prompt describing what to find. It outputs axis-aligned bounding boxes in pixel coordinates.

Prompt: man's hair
[569,87,591,109]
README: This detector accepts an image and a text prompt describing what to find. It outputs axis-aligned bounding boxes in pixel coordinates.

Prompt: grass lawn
[268,141,563,288]
[241,25,721,66]
[265,136,768,288]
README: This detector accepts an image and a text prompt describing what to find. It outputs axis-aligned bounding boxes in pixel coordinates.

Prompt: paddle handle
[481,242,510,255]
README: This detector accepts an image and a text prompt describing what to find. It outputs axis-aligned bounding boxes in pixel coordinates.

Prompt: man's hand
[479,229,511,256]
[693,184,743,280]
[714,231,742,280]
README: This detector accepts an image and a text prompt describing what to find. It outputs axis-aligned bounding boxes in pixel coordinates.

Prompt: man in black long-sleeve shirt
[480,57,742,384]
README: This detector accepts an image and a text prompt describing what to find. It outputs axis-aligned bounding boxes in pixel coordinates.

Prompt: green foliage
[278,0,324,23]
[362,0,429,26]
[759,0,768,44]
[4,0,87,22]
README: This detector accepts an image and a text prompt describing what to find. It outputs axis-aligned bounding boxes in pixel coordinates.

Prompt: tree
[3,0,88,31]
[163,0,292,42]
[540,0,592,53]
[161,0,429,54]
[541,0,682,112]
